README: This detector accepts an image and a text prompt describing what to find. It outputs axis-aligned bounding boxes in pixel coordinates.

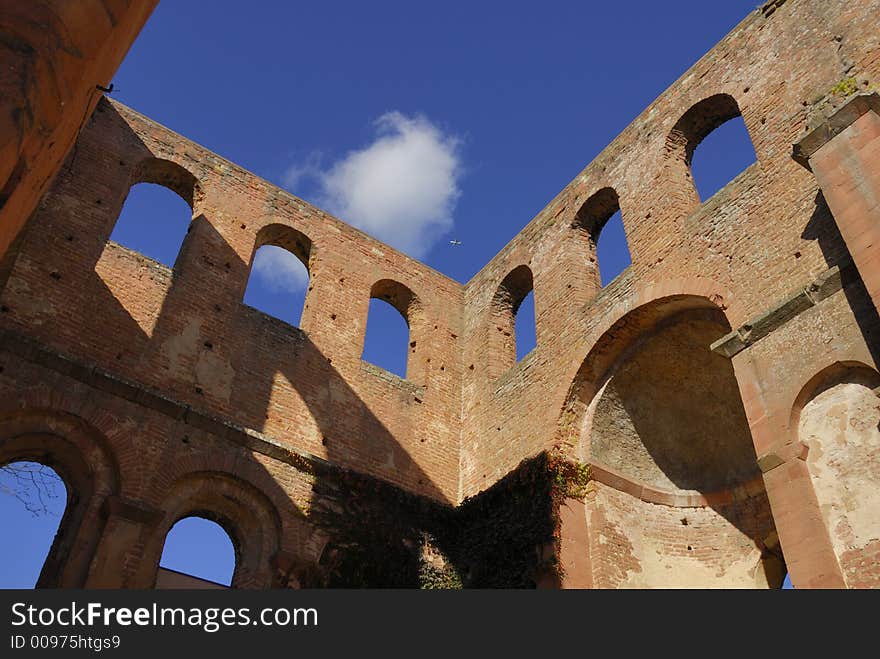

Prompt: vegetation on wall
[306,449,590,588]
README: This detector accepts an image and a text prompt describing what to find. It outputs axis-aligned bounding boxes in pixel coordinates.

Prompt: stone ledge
[793,92,880,169]
[589,460,766,509]
[711,265,844,358]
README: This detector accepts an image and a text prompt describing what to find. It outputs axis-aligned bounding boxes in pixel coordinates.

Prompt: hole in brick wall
[0,461,66,587]
[159,517,234,587]
[362,297,409,378]
[690,114,757,200]
[110,183,193,268]
[243,244,309,327]
[574,187,631,288]
[494,264,536,368]
[515,289,536,360]
[596,209,631,286]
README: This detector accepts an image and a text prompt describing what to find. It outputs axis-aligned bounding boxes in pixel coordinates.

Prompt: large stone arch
[555,285,783,588]
[0,409,120,587]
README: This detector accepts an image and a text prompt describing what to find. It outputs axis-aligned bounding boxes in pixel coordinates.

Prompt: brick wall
[2,0,879,588]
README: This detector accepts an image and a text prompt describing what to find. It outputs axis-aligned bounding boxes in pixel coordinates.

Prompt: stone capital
[793,92,880,169]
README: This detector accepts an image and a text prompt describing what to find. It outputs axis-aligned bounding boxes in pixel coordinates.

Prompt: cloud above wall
[251,244,309,293]
[282,112,462,259]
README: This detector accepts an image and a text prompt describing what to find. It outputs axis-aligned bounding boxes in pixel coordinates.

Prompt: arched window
[574,187,631,288]
[362,279,420,381]
[667,94,757,202]
[157,516,235,588]
[0,461,66,588]
[514,289,536,360]
[109,159,199,268]
[490,265,536,377]
[243,225,312,328]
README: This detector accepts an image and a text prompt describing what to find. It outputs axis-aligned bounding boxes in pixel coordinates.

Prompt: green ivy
[305,449,592,588]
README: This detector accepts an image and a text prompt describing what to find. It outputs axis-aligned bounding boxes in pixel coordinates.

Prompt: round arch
[136,471,283,589]
[0,409,120,587]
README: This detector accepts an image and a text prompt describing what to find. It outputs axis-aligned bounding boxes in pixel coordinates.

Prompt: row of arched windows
[108,95,757,377]
[109,186,414,379]
[501,94,757,363]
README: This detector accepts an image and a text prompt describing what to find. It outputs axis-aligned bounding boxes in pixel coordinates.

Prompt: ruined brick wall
[2,0,879,588]
[0,99,464,504]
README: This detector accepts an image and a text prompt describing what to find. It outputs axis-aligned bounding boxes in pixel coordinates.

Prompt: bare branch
[0,463,64,517]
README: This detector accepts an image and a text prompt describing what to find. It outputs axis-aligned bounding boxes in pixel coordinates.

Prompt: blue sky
[1,1,783,587]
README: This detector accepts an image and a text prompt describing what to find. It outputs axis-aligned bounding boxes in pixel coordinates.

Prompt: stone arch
[662,93,756,212]
[106,157,204,269]
[571,187,630,290]
[556,287,784,588]
[556,278,741,454]
[792,361,880,588]
[136,471,283,589]
[130,157,203,210]
[667,94,745,168]
[251,223,313,274]
[0,409,120,587]
[487,264,536,379]
[364,278,426,382]
[242,223,314,328]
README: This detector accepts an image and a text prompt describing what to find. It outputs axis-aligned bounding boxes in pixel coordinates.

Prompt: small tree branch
[0,463,64,517]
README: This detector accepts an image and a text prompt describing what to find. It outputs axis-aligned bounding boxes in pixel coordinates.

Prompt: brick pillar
[794,93,880,314]
[86,496,164,588]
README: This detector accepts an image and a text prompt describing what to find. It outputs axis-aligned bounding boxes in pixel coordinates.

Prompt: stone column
[85,495,164,588]
[794,93,880,315]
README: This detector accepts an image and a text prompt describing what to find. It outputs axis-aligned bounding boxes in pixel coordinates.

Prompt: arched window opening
[596,210,630,286]
[158,516,235,588]
[492,265,536,373]
[690,114,756,200]
[109,183,193,267]
[667,94,756,202]
[574,188,631,288]
[515,289,536,360]
[363,298,409,378]
[243,225,312,328]
[362,279,418,380]
[0,461,66,588]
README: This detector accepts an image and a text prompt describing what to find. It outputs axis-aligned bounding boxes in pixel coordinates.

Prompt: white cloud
[281,151,323,190]
[283,112,462,259]
[252,244,309,293]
